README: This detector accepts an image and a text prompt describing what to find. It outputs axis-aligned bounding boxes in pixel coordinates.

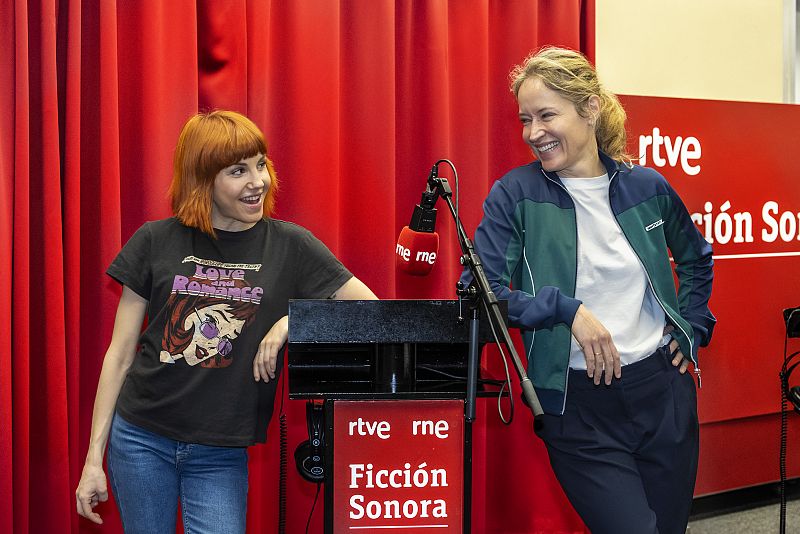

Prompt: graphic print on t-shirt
[160,256,263,368]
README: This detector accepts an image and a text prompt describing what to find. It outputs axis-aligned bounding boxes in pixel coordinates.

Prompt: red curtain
[0,1,594,532]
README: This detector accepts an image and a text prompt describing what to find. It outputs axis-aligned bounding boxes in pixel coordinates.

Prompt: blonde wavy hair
[510,46,631,163]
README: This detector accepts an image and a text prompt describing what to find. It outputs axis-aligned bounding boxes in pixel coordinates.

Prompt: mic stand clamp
[427,169,544,424]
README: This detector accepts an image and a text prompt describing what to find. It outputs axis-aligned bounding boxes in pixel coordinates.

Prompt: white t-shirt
[560,174,666,369]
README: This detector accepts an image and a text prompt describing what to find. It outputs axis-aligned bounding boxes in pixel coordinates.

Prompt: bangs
[195,115,268,178]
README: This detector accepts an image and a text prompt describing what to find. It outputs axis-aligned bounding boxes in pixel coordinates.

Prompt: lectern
[288,299,504,534]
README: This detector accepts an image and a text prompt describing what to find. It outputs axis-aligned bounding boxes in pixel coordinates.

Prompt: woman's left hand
[668,338,690,374]
[254,315,288,382]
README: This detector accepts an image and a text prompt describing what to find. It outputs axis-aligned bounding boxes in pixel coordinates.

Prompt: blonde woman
[469,47,714,533]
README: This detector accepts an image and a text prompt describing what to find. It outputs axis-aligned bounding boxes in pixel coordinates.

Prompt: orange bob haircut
[169,110,278,237]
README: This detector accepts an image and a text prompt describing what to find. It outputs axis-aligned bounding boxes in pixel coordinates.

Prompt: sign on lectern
[333,400,464,532]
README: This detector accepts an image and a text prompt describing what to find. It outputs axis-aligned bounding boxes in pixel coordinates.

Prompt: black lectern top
[287,300,506,399]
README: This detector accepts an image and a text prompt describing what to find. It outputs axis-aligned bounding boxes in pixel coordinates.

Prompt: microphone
[396,226,439,275]
[396,179,440,276]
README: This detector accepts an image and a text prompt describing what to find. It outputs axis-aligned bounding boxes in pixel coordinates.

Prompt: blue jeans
[107,414,248,534]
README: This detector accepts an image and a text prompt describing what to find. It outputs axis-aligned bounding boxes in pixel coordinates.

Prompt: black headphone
[781,308,800,412]
[782,352,800,413]
[294,401,325,483]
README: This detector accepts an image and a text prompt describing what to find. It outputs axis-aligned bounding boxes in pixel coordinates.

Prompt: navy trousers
[536,346,699,534]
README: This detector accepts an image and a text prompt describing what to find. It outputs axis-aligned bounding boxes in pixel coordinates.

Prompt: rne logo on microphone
[396,243,437,265]
[396,225,439,275]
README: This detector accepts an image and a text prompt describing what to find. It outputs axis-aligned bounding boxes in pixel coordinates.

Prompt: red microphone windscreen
[395,226,439,276]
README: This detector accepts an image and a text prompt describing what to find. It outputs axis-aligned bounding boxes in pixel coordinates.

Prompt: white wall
[595,0,795,103]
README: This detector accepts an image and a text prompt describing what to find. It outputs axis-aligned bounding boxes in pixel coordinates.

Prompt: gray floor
[688,499,800,533]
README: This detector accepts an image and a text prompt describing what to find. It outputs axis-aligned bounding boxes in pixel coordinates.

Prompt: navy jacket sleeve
[663,182,716,348]
[463,179,582,330]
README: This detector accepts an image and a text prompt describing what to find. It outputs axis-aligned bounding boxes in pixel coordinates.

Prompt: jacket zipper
[606,174,702,388]
[521,228,539,386]
[541,169,580,413]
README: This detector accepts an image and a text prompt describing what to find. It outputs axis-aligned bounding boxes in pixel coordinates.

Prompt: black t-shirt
[107,217,352,446]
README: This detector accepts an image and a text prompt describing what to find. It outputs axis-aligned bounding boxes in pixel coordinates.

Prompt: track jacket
[471,151,715,415]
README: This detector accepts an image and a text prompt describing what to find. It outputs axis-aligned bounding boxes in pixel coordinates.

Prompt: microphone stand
[426,169,544,423]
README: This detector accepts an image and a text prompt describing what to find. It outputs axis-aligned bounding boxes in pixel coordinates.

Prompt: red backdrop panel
[622,95,800,494]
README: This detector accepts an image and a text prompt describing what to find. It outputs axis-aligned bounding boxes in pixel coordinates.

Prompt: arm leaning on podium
[253,276,378,382]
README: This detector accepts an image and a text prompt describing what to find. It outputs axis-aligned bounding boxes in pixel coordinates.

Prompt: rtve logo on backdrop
[638,127,701,176]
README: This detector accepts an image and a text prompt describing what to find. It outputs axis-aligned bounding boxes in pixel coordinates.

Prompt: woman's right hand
[571,304,620,385]
[75,463,108,524]
[253,315,289,383]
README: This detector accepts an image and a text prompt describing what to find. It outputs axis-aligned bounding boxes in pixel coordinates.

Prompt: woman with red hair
[75,110,377,533]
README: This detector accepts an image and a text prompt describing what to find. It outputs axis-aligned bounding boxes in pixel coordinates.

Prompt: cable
[277,357,288,534]
[305,483,322,534]
[781,349,788,534]
[482,299,514,425]
[433,159,460,249]
[434,158,523,424]
[416,364,504,386]
[779,334,800,533]
[434,159,459,218]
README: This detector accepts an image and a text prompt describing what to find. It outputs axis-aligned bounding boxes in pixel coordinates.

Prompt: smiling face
[517,77,604,179]
[211,153,271,231]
